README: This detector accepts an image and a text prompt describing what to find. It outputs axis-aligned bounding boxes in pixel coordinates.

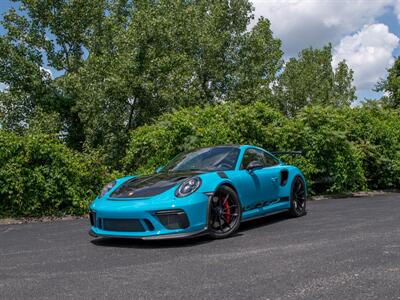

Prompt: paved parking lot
[1,194,400,299]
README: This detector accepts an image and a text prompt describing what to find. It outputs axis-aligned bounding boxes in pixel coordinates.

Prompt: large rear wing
[270,151,303,156]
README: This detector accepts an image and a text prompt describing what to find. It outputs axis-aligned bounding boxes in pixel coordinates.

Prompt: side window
[240,149,266,169]
[263,152,279,167]
[240,148,279,169]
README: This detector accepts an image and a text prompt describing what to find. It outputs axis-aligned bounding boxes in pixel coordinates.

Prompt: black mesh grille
[155,210,189,229]
[102,218,145,232]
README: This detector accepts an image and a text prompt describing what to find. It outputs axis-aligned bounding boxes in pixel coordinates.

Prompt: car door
[258,151,281,204]
[234,148,280,211]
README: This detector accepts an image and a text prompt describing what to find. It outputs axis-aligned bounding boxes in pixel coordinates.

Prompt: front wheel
[209,185,242,239]
[289,176,307,217]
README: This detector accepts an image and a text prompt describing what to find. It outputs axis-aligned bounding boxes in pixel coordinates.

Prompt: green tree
[273,45,356,116]
[72,0,250,161]
[1,0,284,166]
[375,56,400,108]
[0,0,107,148]
[229,17,283,103]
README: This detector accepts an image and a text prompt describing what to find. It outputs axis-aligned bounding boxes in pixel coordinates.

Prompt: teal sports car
[89,145,307,240]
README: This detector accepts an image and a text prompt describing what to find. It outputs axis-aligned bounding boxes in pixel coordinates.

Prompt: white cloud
[333,23,399,90]
[252,0,395,57]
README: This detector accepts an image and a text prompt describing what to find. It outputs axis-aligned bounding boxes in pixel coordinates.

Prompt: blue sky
[0,1,18,22]
[378,5,400,57]
[1,0,400,101]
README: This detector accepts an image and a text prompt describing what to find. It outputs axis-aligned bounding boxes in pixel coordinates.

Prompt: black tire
[289,176,307,217]
[209,185,242,239]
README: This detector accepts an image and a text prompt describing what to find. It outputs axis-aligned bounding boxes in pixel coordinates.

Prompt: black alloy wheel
[209,185,242,239]
[289,176,307,217]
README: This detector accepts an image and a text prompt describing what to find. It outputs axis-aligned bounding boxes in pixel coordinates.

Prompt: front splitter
[89,228,208,240]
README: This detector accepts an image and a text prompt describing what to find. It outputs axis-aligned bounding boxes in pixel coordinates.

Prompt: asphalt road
[1,194,400,300]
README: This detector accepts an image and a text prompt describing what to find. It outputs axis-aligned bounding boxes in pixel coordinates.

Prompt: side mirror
[156,166,164,173]
[246,160,264,172]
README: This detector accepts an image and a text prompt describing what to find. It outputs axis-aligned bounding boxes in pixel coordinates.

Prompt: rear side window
[240,148,279,169]
[263,152,279,167]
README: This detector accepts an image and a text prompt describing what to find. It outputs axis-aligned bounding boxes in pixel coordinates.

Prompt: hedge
[124,102,400,194]
[0,132,115,217]
[1,102,399,217]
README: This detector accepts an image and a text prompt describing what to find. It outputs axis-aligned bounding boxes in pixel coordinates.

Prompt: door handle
[271,177,279,183]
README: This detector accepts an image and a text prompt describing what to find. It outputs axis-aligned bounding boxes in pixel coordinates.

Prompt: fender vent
[281,169,289,186]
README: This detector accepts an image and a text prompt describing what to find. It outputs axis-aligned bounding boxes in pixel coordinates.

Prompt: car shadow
[90,211,290,249]
[90,234,213,249]
[238,211,290,233]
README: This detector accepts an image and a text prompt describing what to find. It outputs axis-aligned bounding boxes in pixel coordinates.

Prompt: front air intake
[155,210,189,229]
[102,218,145,232]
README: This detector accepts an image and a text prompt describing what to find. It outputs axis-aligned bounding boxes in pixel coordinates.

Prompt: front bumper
[89,191,211,239]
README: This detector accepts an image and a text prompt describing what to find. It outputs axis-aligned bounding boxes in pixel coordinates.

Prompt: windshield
[162,146,240,173]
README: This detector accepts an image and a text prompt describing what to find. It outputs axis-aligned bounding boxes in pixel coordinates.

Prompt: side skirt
[241,209,289,223]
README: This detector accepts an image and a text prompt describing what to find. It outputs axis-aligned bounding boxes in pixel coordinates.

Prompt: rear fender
[278,166,307,199]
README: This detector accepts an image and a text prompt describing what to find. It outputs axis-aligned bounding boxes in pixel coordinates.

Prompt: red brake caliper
[223,196,231,224]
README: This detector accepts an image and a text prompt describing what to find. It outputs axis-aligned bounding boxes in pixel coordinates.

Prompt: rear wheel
[289,176,307,217]
[209,185,242,239]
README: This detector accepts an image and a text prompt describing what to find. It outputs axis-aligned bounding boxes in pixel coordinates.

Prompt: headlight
[175,177,202,197]
[100,181,116,197]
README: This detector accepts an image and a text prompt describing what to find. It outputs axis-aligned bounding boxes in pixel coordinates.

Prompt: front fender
[197,172,232,194]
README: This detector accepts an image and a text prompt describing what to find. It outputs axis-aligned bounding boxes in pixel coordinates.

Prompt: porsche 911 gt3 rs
[89,145,307,240]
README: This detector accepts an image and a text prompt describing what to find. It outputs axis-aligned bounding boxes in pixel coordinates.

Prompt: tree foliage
[1,0,283,163]
[273,45,356,116]
[0,0,357,166]
[124,102,400,193]
[1,101,399,217]
[69,0,284,162]
[376,56,400,109]
[0,131,116,217]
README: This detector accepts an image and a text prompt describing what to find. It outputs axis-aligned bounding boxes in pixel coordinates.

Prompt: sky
[1,0,400,101]
[253,0,400,100]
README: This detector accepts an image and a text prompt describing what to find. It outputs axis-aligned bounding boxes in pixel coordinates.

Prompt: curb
[310,189,400,201]
[0,215,88,226]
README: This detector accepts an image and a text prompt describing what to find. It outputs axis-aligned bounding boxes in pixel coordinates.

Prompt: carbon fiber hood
[110,172,202,198]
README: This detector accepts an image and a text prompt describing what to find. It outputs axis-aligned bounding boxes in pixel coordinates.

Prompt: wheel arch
[278,166,307,199]
[288,173,307,216]
[214,181,242,206]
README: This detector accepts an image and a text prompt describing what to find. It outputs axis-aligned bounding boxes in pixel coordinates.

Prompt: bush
[279,106,366,193]
[1,102,399,217]
[0,132,113,217]
[345,106,400,189]
[124,103,287,174]
[124,102,400,194]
